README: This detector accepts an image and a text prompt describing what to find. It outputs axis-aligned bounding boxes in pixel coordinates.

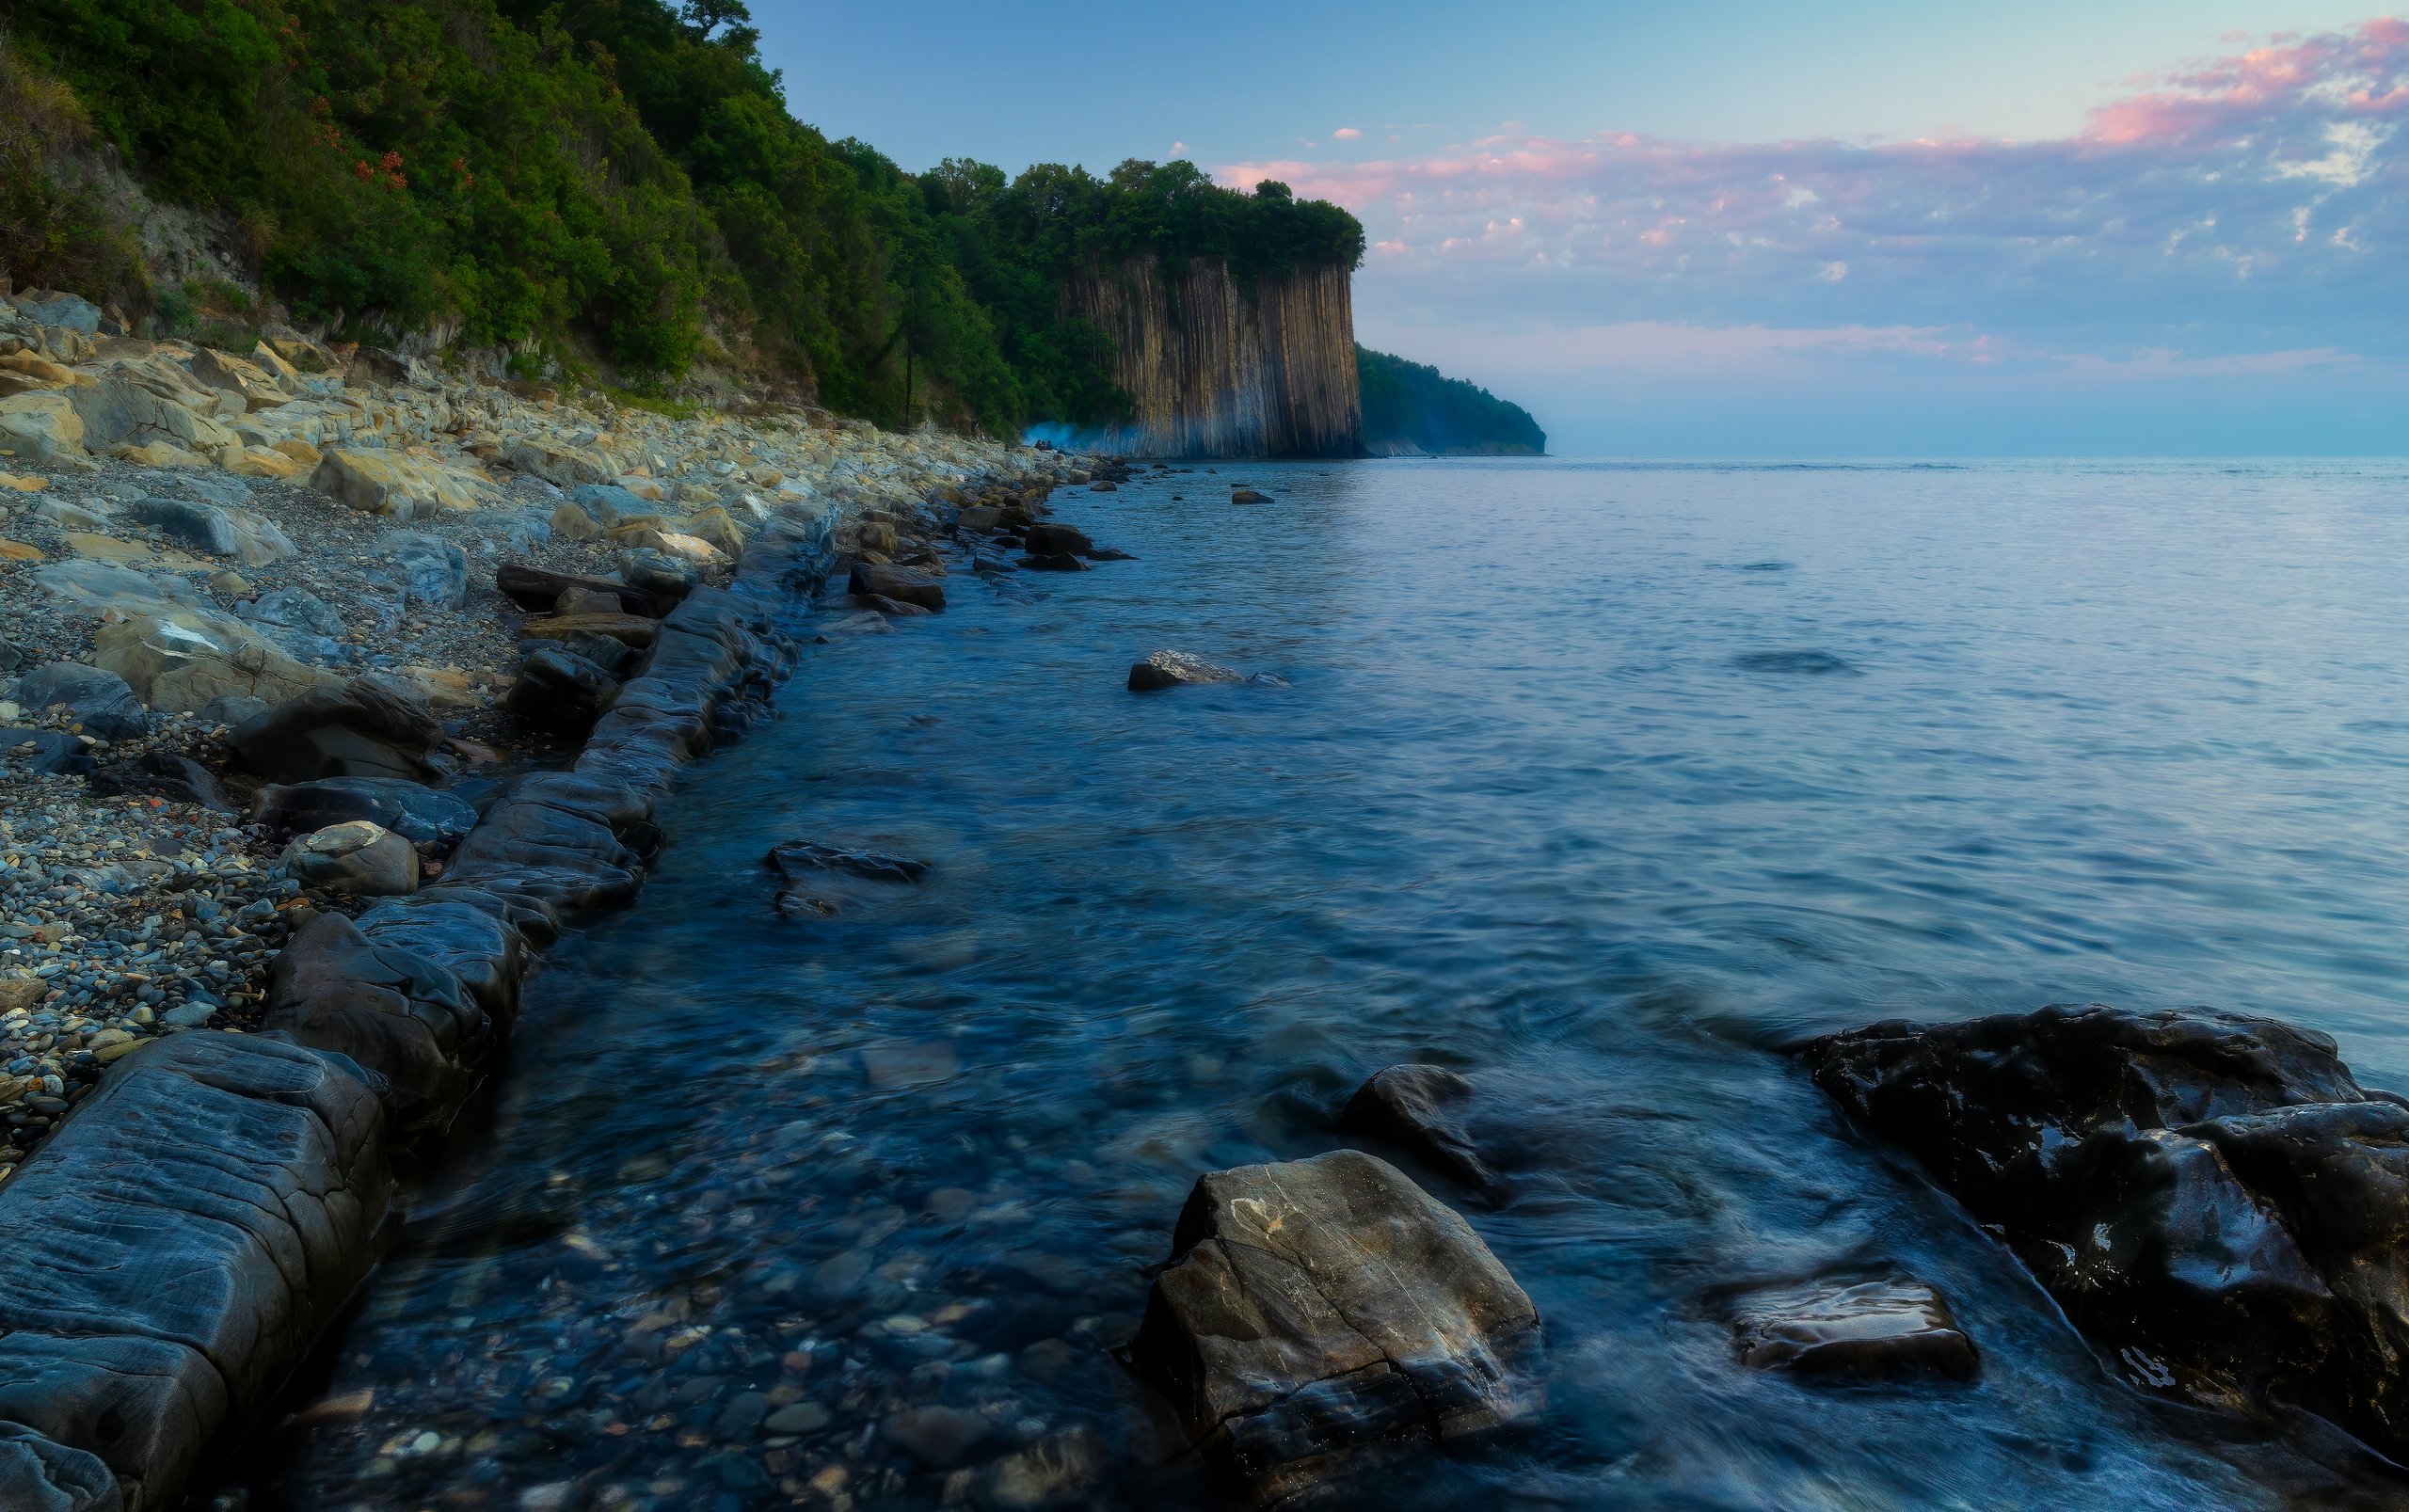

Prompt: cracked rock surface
[1127,1148,1540,1502]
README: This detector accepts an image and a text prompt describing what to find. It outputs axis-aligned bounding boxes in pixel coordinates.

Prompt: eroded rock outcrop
[1805,1002,2409,1453]
[1127,1149,1540,1501]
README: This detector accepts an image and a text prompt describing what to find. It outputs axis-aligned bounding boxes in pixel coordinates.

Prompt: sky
[755,3,2409,454]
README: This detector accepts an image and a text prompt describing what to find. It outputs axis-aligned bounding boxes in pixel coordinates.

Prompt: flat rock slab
[1127,1149,1539,1501]
[0,1032,385,1510]
[1805,1002,2409,1456]
[1731,1277,1978,1379]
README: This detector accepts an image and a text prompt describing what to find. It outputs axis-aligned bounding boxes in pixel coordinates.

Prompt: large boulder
[0,1032,385,1510]
[847,562,944,612]
[1804,1003,2409,1456]
[67,374,237,458]
[502,436,613,487]
[1022,522,1093,556]
[503,645,621,735]
[1127,1149,1540,1500]
[0,392,85,465]
[253,776,477,851]
[8,663,147,741]
[229,672,444,783]
[126,494,295,567]
[187,347,290,411]
[281,821,420,897]
[92,611,327,714]
[311,448,490,518]
[379,531,469,609]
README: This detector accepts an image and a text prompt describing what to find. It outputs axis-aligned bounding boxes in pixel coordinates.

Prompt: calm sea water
[229,458,2409,1510]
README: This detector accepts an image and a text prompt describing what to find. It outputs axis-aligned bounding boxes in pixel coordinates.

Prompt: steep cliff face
[1061,258,1361,457]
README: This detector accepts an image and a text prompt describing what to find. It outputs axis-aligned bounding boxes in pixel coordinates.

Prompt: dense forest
[0,0,1364,434]
[1357,346,1547,455]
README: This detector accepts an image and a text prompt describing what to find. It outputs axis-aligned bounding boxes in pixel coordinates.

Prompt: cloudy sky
[760,3,2406,454]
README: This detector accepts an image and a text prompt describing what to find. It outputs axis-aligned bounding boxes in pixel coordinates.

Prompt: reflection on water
[224,458,2409,1509]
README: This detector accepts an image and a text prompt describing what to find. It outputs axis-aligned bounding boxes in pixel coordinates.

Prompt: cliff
[1061,257,1363,457]
[1357,345,1547,456]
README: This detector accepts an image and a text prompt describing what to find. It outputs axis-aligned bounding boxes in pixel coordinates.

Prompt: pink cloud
[1333,126,1363,140]
[1216,20,2409,362]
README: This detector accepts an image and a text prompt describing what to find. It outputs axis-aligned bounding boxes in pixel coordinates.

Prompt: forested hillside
[1357,346,1547,455]
[0,0,1362,432]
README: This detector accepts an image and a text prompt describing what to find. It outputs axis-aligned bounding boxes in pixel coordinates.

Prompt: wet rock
[1022,523,1093,556]
[955,505,1003,533]
[1018,552,1090,573]
[1086,547,1138,562]
[1731,1276,1978,1379]
[1127,1149,1540,1499]
[230,672,444,783]
[1340,1064,1497,1192]
[8,663,147,741]
[970,1424,1105,1510]
[88,751,234,813]
[847,563,944,612]
[762,1401,830,1436]
[253,776,477,851]
[1804,1003,2409,1455]
[860,593,933,617]
[1230,487,1271,504]
[503,646,621,735]
[767,840,930,885]
[0,1421,119,1511]
[282,821,421,897]
[0,1032,386,1509]
[1127,651,1242,692]
[882,1405,990,1468]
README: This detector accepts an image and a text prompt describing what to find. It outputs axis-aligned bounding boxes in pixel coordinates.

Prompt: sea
[221,457,2409,1510]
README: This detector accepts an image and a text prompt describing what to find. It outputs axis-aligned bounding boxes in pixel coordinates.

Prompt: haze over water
[234,458,2409,1508]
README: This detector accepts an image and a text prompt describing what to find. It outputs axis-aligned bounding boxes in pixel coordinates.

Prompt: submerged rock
[1340,1064,1497,1192]
[1731,1276,1978,1379]
[1805,1003,2409,1454]
[1230,487,1271,504]
[1126,1149,1540,1500]
[1733,649,1859,676]
[848,562,945,612]
[766,840,930,885]
[1127,650,1242,692]
[1022,522,1093,556]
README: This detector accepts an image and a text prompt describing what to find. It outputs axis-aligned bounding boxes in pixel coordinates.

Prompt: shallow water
[229,458,2409,1510]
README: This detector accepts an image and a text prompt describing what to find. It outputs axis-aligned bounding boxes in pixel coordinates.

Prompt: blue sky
[756,5,2407,454]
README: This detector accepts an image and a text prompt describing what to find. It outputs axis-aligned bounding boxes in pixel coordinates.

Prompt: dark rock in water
[1731,1276,1978,1379]
[1738,561,1793,572]
[503,645,621,735]
[767,840,929,885]
[774,891,839,920]
[971,555,1017,576]
[1341,1064,1497,1192]
[231,672,443,783]
[955,505,1003,533]
[254,776,478,851]
[1,728,93,777]
[89,751,233,813]
[1230,487,1271,504]
[1086,547,1138,562]
[1023,522,1093,556]
[0,1421,118,1510]
[0,1031,385,1509]
[1128,651,1243,692]
[1805,1003,2409,1455]
[847,563,945,612]
[857,593,933,617]
[1018,551,1090,573]
[1733,650,1859,676]
[1127,1150,1540,1501]
[1088,480,1119,493]
[8,662,147,740]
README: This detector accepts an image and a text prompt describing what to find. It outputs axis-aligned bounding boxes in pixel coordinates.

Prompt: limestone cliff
[1061,258,1362,457]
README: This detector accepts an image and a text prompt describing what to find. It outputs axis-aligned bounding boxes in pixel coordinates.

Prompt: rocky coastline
[0,282,1099,1508]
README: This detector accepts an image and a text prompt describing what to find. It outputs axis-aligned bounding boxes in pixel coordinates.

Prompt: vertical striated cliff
[1061,258,1362,457]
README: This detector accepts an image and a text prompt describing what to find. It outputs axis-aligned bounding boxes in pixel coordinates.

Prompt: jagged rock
[68,374,237,458]
[187,346,290,411]
[502,436,613,487]
[350,347,438,390]
[93,611,327,713]
[503,645,621,735]
[0,392,86,465]
[88,752,233,813]
[1340,1065,1497,1192]
[11,291,103,334]
[1,728,92,777]
[766,840,930,884]
[1128,651,1242,692]
[0,1421,119,1511]
[1804,1003,2409,1456]
[1731,1277,1979,1379]
[282,820,421,896]
[311,447,490,518]
[0,1031,385,1509]
[253,776,478,851]
[1018,552,1090,573]
[847,562,944,611]
[1023,522,1093,556]
[380,531,469,609]
[126,494,295,567]
[8,663,147,741]
[229,672,444,782]
[1127,1150,1540,1500]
